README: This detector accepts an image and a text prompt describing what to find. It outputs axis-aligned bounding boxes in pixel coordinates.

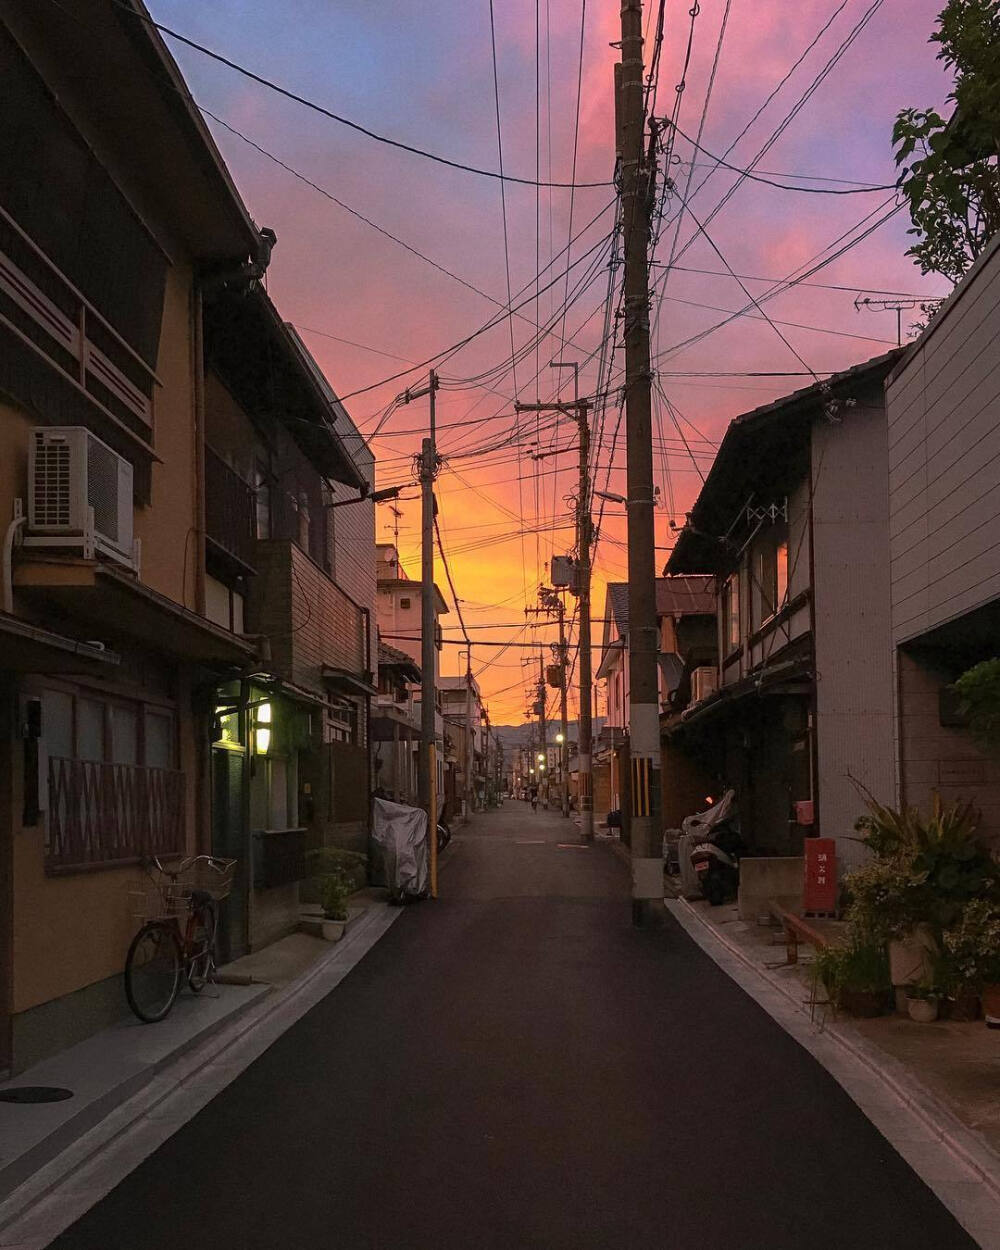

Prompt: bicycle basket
[172,856,238,902]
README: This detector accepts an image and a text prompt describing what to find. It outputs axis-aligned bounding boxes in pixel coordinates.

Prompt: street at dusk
[3,0,1000,1246]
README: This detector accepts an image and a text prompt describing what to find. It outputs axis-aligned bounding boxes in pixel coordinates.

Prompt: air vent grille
[87,435,119,542]
[32,434,72,527]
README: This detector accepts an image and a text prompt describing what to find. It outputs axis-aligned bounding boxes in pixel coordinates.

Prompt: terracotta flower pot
[982,983,1000,1028]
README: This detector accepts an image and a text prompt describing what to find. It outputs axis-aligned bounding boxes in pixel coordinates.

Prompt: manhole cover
[0,1087,73,1104]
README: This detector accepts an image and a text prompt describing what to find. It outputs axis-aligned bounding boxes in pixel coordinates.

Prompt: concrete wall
[887,236,1000,645]
[812,397,896,869]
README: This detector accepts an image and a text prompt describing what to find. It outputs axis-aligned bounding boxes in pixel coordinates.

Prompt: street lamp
[555,732,564,744]
[537,753,545,762]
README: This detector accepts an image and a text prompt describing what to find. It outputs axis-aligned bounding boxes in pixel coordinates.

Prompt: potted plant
[813,938,890,1018]
[849,788,997,1007]
[904,983,942,1023]
[943,899,1000,1026]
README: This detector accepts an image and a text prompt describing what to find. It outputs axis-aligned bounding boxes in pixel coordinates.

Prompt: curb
[669,896,1000,1205]
[0,982,270,1206]
[0,903,398,1236]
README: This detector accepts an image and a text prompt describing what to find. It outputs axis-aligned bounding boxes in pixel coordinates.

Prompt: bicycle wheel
[187,902,217,993]
[125,922,182,1022]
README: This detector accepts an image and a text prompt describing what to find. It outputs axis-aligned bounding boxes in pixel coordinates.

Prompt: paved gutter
[668,896,1000,1248]
[0,903,401,1243]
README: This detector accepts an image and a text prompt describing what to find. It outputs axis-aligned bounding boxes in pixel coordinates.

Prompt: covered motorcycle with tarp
[370,797,429,904]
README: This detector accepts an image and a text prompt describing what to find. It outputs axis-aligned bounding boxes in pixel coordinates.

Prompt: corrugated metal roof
[656,575,716,616]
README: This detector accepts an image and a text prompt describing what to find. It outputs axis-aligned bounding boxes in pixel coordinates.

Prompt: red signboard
[803,838,837,914]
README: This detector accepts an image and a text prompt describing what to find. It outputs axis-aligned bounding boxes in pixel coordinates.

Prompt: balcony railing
[0,206,156,444]
[47,756,186,873]
[205,447,257,572]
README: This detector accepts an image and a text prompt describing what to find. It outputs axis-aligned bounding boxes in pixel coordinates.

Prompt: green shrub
[954,657,1000,752]
[813,938,890,1010]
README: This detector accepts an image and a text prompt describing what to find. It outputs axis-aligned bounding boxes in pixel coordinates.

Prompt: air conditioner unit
[26,427,137,570]
[690,665,719,704]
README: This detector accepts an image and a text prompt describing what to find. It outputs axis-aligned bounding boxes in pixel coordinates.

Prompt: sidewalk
[671,894,1000,1203]
[0,899,387,1211]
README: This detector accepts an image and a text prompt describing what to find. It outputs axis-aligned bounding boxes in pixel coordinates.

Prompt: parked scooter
[686,790,745,905]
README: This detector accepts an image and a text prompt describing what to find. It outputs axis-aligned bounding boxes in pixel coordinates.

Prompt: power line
[110,1,613,189]
[668,123,897,194]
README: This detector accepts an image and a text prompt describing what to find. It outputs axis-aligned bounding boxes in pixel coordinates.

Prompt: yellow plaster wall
[0,398,36,518]
[11,676,198,1015]
[133,261,199,611]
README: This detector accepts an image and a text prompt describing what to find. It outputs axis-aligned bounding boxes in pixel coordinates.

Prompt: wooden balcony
[0,206,156,447]
[205,447,257,573]
[47,756,186,873]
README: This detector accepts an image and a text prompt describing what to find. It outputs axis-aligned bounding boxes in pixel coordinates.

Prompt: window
[41,685,175,769]
[751,525,789,630]
[400,597,411,610]
[254,463,271,539]
[42,684,181,871]
[723,574,741,653]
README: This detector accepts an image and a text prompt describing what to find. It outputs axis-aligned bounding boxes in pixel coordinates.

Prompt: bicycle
[124,854,237,1023]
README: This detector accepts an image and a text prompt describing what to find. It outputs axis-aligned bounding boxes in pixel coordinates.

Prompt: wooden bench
[768,901,833,965]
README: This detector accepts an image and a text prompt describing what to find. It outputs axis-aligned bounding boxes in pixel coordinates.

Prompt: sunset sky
[152,0,953,724]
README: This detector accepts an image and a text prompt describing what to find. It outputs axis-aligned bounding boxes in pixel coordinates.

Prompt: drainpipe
[192,282,207,617]
[2,512,25,615]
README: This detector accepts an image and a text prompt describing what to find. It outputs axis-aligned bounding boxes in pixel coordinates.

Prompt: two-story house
[666,351,902,868]
[886,236,1000,844]
[0,0,267,1072]
[199,287,373,959]
[372,639,422,805]
[595,576,716,835]
[439,674,483,816]
[374,543,449,807]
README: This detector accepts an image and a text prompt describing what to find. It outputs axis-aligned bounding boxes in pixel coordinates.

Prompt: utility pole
[620,1,662,924]
[464,646,474,819]
[525,586,570,818]
[516,383,593,839]
[537,649,548,808]
[398,369,440,898]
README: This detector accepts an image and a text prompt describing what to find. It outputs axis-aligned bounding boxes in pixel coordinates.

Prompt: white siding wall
[887,237,1000,645]
[811,400,896,869]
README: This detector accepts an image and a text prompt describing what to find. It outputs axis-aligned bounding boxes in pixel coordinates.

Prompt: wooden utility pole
[537,649,547,807]
[619,1,662,923]
[515,390,593,838]
[464,645,474,819]
[576,398,593,843]
[555,596,570,818]
[399,370,439,897]
[525,586,570,818]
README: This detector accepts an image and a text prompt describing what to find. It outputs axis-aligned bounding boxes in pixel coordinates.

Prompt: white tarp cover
[370,797,429,900]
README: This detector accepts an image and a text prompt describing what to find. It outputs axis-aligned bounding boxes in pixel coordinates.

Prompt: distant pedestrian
[529,784,538,812]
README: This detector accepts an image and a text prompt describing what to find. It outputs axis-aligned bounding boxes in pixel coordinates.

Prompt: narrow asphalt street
[50,803,974,1249]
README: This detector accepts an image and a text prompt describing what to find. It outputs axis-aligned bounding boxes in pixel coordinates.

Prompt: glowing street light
[555,732,564,743]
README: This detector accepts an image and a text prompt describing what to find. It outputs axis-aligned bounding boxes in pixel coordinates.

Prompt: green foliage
[892,0,1000,283]
[305,848,367,921]
[318,871,351,922]
[849,787,996,935]
[955,657,1000,751]
[942,898,1000,988]
[813,938,891,1008]
[843,859,928,942]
